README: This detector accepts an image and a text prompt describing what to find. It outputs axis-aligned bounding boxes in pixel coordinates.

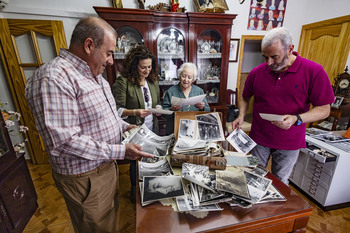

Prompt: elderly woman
[113,45,161,202]
[162,62,210,135]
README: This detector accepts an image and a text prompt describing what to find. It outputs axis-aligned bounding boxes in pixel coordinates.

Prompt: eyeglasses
[143,87,150,107]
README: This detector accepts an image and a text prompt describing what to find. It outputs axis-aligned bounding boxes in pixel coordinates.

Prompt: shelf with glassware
[157,27,185,89]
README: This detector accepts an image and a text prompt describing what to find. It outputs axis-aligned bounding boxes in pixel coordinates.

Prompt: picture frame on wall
[229,39,240,62]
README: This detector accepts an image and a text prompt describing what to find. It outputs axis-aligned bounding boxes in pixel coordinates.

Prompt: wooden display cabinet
[0,114,38,232]
[94,7,237,133]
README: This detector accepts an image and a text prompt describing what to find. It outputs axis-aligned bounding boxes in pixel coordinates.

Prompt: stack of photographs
[172,137,222,156]
[122,124,175,157]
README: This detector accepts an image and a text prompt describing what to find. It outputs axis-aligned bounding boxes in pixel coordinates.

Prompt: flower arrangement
[0,100,29,154]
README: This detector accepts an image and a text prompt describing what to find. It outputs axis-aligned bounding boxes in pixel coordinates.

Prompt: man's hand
[136,109,152,118]
[126,124,137,131]
[171,104,182,111]
[194,102,205,110]
[124,143,154,160]
[232,115,245,131]
[271,115,296,130]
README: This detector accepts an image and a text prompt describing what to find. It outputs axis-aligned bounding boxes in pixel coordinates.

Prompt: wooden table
[136,173,312,233]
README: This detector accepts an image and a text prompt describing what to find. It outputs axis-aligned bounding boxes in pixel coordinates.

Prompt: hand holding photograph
[226,129,257,154]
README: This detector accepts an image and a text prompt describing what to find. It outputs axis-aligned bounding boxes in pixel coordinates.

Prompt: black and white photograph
[179,119,198,139]
[138,158,173,180]
[196,112,225,141]
[123,124,175,157]
[247,155,260,167]
[331,96,344,108]
[259,184,286,203]
[215,169,250,199]
[182,163,214,191]
[242,170,272,203]
[227,129,257,154]
[142,176,185,204]
[250,165,269,177]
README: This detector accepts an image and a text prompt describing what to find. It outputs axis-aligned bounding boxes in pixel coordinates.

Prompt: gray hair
[177,62,198,81]
[70,17,116,48]
[262,27,293,50]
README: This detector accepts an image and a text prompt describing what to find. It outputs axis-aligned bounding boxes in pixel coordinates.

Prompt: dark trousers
[52,162,119,233]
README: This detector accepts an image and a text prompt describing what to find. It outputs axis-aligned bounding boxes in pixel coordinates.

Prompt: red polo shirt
[242,52,334,150]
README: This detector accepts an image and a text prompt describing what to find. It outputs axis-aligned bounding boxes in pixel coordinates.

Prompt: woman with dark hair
[113,45,161,202]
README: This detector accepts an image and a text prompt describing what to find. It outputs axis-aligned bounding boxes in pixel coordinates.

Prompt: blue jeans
[251,144,300,185]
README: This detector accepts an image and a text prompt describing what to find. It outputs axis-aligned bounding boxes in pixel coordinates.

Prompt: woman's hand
[171,104,182,111]
[135,109,152,118]
[194,102,205,110]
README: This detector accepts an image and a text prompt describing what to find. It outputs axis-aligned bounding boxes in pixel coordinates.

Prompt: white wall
[0,0,349,111]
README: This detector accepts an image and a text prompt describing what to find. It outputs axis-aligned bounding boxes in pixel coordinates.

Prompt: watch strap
[294,114,302,126]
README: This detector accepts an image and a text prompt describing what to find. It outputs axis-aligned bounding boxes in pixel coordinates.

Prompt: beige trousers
[52,161,119,233]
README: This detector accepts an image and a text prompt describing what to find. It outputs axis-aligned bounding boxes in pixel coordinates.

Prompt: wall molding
[2,6,94,19]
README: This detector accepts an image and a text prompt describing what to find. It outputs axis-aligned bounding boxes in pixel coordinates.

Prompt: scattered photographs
[241,170,272,203]
[312,134,350,143]
[142,176,185,205]
[215,169,250,199]
[182,163,214,191]
[306,127,333,136]
[226,129,257,154]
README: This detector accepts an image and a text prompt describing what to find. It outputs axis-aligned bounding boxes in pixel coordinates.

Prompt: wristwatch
[294,114,303,126]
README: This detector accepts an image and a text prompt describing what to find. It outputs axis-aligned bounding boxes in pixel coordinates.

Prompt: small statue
[138,0,145,9]
[170,0,179,12]
[112,0,123,8]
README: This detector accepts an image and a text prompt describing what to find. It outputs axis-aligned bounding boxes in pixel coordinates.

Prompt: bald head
[70,17,116,49]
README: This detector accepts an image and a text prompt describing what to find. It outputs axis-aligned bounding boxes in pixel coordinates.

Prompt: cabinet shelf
[158,52,185,59]
[196,79,220,84]
[197,52,222,59]
[159,80,180,86]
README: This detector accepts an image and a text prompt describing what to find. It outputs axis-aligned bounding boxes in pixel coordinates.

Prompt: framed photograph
[213,0,229,10]
[193,0,229,12]
[229,39,240,62]
[331,96,344,108]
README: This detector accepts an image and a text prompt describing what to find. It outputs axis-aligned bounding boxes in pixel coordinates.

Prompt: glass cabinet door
[114,26,144,74]
[157,27,185,88]
[196,29,222,104]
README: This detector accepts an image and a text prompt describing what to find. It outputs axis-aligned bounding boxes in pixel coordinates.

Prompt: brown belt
[73,161,116,177]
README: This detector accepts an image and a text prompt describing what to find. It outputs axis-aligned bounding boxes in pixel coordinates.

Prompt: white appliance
[289,135,350,210]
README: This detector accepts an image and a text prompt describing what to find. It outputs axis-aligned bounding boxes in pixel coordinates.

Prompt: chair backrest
[226,88,238,106]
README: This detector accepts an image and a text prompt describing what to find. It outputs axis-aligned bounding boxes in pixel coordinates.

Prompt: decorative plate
[201,42,211,53]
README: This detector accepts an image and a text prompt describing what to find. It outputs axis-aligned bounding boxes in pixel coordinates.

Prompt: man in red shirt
[232,27,334,185]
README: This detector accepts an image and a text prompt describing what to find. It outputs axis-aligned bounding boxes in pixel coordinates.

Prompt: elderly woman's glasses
[143,87,150,107]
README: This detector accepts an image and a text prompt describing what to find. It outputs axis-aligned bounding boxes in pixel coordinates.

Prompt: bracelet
[133,109,136,116]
